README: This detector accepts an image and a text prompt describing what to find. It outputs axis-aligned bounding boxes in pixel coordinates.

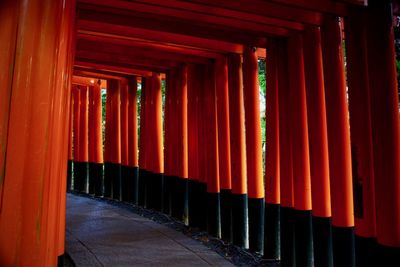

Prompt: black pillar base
[207,192,221,238]
[248,197,265,253]
[355,235,377,267]
[231,193,248,249]
[171,177,188,224]
[281,207,296,267]
[332,226,356,267]
[313,216,333,267]
[198,181,208,231]
[128,166,139,204]
[111,163,122,201]
[376,243,400,267]
[162,175,172,215]
[57,254,64,267]
[121,165,130,202]
[138,168,148,207]
[104,162,112,198]
[73,161,88,193]
[89,162,103,196]
[220,189,233,243]
[264,203,280,260]
[188,179,200,228]
[67,160,73,191]
[147,172,163,211]
[294,210,313,267]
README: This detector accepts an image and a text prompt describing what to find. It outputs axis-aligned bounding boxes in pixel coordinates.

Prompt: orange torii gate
[1,0,400,267]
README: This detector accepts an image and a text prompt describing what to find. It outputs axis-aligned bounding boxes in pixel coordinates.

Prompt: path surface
[66,194,234,267]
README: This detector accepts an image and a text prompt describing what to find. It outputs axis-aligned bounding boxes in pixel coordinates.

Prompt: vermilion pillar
[243,47,265,253]
[228,53,249,248]
[204,61,221,238]
[0,0,75,265]
[345,8,377,266]
[264,39,280,260]
[277,39,296,267]
[88,82,104,196]
[104,81,112,197]
[120,79,130,201]
[163,71,173,214]
[104,80,122,200]
[216,56,233,242]
[128,76,139,204]
[287,33,313,267]
[303,26,333,267]
[366,1,400,264]
[76,86,89,193]
[72,86,81,191]
[138,77,149,207]
[67,95,73,191]
[321,16,355,267]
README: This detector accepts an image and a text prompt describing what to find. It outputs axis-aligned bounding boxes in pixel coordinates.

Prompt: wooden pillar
[228,53,249,249]
[163,72,173,214]
[278,39,296,267]
[321,16,355,267]
[366,1,400,264]
[128,76,139,204]
[0,0,75,265]
[303,26,333,267]
[120,79,130,201]
[72,86,81,191]
[243,46,265,253]
[216,56,233,242]
[67,93,73,191]
[264,39,281,260]
[287,33,313,267]
[77,86,89,193]
[104,81,112,197]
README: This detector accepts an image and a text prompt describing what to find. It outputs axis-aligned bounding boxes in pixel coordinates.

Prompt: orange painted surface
[120,79,129,166]
[277,40,294,208]
[104,81,112,163]
[138,77,147,170]
[345,10,376,237]
[152,73,164,174]
[72,86,81,162]
[187,65,200,181]
[303,26,332,217]
[227,54,247,195]
[197,66,207,184]
[68,95,73,161]
[164,72,173,176]
[215,57,232,190]
[366,2,400,247]
[79,86,89,162]
[265,40,280,205]
[176,65,188,178]
[92,83,103,163]
[321,17,354,228]
[88,86,95,163]
[243,47,264,199]
[287,34,312,211]
[204,61,220,193]
[128,76,138,167]
[108,80,122,164]
[144,76,152,171]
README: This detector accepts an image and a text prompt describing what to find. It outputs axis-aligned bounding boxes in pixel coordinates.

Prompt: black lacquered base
[376,243,400,267]
[294,210,313,267]
[313,216,333,267]
[355,235,377,267]
[281,207,295,267]
[162,175,172,215]
[89,162,103,196]
[111,163,122,201]
[206,192,221,238]
[73,161,88,193]
[121,165,130,202]
[198,181,208,231]
[138,168,148,207]
[231,193,248,249]
[128,166,139,204]
[332,226,356,267]
[104,162,112,198]
[264,203,280,260]
[248,197,265,253]
[220,189,233,243]
[67,160,73,191]
[188,179,200,227]
[147,172,163,211]
[171,177,188,224]
[57,254,64,267]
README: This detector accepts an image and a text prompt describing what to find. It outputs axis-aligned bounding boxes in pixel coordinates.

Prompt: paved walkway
[66,194,234,267]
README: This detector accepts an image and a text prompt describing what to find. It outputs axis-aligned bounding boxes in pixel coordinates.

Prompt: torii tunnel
[1,0,400,266]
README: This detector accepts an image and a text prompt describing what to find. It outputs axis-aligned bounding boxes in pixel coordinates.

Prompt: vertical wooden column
[264,39,281,260]
[138,77,149,207]
[105,80,122,200]
[120,79,130,201]
[204,61,221,238]
[216,56,233,242]
[366,1,400,264]
[303,26,333,267]
[67,94,73,191]
[287,33,313,267]
[89,82,104,197]
[228,53,249,248]
[243,46,265,253]
[128,76,139,204]
[104,81,112,197]
[77,86,89,193]
[88,85,95,193]
[163,72,173,214]
[72,86,81,191]
[0,0,75,265]
[345,8,377,266]
[321,16,355,267]
[278,39,296,267]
